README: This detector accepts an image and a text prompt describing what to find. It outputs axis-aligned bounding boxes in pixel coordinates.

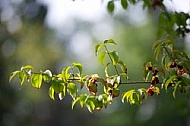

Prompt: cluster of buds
[169,62,186,76]
[147,66,160,96]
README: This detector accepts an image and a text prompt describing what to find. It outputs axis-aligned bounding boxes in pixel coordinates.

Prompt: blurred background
[0,0,190,126]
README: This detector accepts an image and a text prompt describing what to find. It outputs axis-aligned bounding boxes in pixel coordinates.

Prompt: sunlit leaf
[95,44,105,56]
[105,63,111,77]
[98,51,106,65]
[21,65,33,71]
[18,71,27,85]
[104,39,117,45]
[153,86,160,95]
[86,97,96,113]
[79,94,88,108]
[31,73,43,88]
[107,1,115,13]
[122,89,135,103]
[121,0,128,9]
[67,83,78,99]
[9,70,20,82]
[110,51,119,65]
[49,86,55,100]
[58,84,66,100]
[72,62,83,75]
[62,66,71,82]
[42,70,52,83]
[72,97,80,109]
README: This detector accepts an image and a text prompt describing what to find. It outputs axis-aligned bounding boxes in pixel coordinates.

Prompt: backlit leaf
[31,73,43,88]
[49,86,55,100]
[67,83,78,99]
[72,62,83,75]
[104,39,117,45]
[21,65,33,71]
[19,71,27,85]
[72,97,80,109]
[98,51,106,65]
[62,66,71,82]
[9,70,20,82]
[110,51,119,65]
[95,44,105,55]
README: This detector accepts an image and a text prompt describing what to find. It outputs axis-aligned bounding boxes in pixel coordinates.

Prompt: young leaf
[95,44,105,55]
[49,86,55,100]
[109,51,119,65]
[104,39,117,45]
[98,51,106,65]
[31,73,43,88]
[67,83,78,100]
[79,94,88,108]
[58,84,66,100]
[21,65,33,71]
[105,63,111,77]
[72,62,83,75]
[62,66,71,82]
[107,1,115,13]
[121,0,128,9]
[86,97,95,113]
[18,71,27,85]
[72,97,80,109]
[122,89,135,103]
[42,70,52,83]
[9,70,20,82]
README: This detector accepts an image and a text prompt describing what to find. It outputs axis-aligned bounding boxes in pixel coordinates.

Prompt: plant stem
[104,45,120,76]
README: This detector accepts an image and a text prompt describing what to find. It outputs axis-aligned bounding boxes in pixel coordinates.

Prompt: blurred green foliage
[1,0,190,126]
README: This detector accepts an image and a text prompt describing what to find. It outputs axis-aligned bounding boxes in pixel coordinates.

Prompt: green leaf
[121,0,128,9]
[107,1,115,13]
[154,44,162,61]
[19,71,27,85]
[79,94,88,108]
[122,89,135,103]
[173,50,189,60]
[49,86,55,100]
[21,65,33,71]
[31,73,43,88]
[95,44,105,56]
[104,39,117,45]
[67,83,78,99]
[58,84,66,100]
[109,51,119,65]
[72,97,80,109]
[42,70,52,83]
[173,81,182,98]
[98,51,106,65]
[72,62,83,75]
[105,63,111,77]
[164,75,177,91]
[62,66,71,82]
[52,77,64,93]
[9,70,20,82]
[86,97,96,113]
